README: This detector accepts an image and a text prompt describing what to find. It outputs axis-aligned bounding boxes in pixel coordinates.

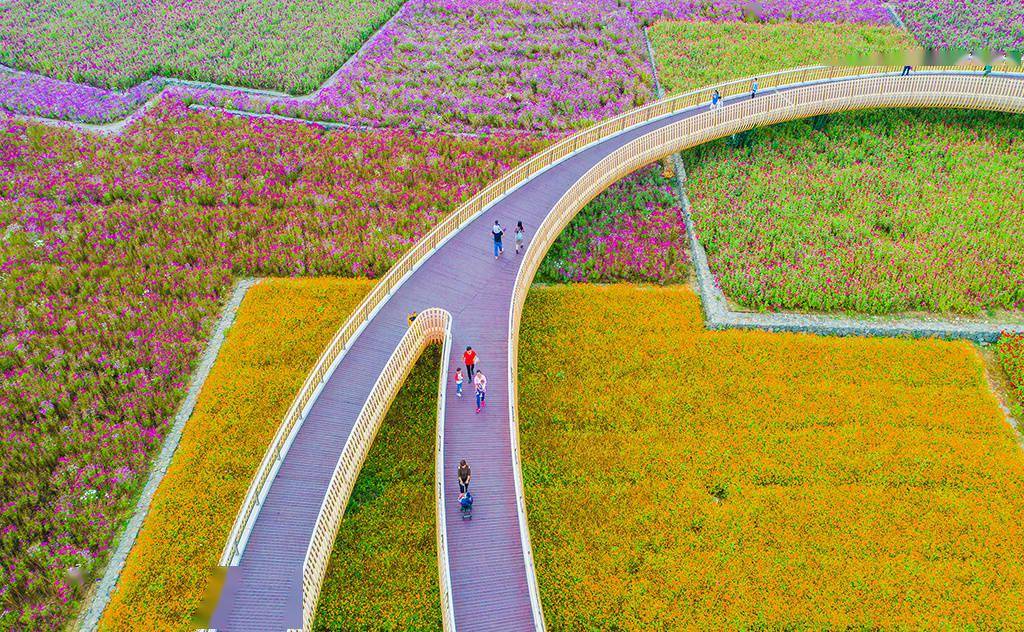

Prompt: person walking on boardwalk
[515,221,525,254]
[492,220,505,259]
[454,367,464,398]
[750,78,758,99]
[463,346,477,378]
[901,65,912,76]
[458,459,471,494]
[711,89,721,110]
[474,370,487,414]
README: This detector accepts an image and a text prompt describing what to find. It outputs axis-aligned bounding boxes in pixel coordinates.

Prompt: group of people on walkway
[452,217,527,516]
[455,345,487,413]
[491,220,526,259]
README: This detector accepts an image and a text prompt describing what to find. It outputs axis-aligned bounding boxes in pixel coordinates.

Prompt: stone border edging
[979,350,1024,449]
[184,104,499,139]
[77,277,258,632]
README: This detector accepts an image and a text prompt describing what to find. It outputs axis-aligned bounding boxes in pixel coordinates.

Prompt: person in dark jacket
[458,459,471,494]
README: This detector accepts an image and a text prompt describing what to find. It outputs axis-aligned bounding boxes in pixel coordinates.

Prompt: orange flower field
[100,278,373,631]
[518,285,1024,629]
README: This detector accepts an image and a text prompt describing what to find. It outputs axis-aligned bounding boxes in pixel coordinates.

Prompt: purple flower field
[894,0,1024,50]
[538,165,690,284]
[1,0,1023,128]
[0,70,164,123]
[185,0,655,133]
[0,0,405,94]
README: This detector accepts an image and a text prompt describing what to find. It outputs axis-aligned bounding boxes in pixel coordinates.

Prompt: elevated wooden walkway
[209,68,1024,631]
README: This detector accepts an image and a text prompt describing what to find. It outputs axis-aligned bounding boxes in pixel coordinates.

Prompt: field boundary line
[76,278,258,632]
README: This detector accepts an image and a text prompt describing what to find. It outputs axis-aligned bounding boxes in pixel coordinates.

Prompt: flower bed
[647,20,1023,314]
[186,0,654,133]
[683,107,1024,314]
[998,334,1024,418]
[0,0,404,94]
[893,0,1024,51]
[0,71,164,124]
[99,278,373,631]
[519,284,1024,628]
[630,0,890,25]
[312,345,441,630]
[538,165,689,284]
[648,20,915,94]
[1,100,545,278]
[0,104,541,629]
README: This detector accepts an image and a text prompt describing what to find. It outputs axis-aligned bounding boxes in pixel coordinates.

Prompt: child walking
[454,367,464,398]
[474,371,487,414]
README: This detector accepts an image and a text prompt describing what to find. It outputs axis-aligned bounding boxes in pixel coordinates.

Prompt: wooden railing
[216,65,1024,630]
[299,308,451,629]
[433,316,458,631]
[506,71,1024,631]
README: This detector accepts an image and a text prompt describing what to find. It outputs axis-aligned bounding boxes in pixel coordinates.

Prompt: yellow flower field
[518,284,1024,629]
[100,278,373,631]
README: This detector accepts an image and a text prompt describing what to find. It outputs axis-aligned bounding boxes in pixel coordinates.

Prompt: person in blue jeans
[474,370,487,413]
[492,220,505,259]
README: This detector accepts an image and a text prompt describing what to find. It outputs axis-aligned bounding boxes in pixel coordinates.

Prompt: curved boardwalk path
[210,71,1024,631]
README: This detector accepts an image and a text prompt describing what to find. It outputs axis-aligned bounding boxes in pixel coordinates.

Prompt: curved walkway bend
[210,71,1024,631]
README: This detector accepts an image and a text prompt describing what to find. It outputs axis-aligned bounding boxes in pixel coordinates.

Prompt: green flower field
[684,108,1024,314]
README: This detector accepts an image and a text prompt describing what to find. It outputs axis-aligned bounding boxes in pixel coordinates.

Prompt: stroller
[459,491,473,520]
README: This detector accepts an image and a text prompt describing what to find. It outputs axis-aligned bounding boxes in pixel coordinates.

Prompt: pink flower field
[537,165,690,284]
[0,0,405,93]
[894,0,1024,50]
[0,101,543,628]
[684,108,1024,315]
